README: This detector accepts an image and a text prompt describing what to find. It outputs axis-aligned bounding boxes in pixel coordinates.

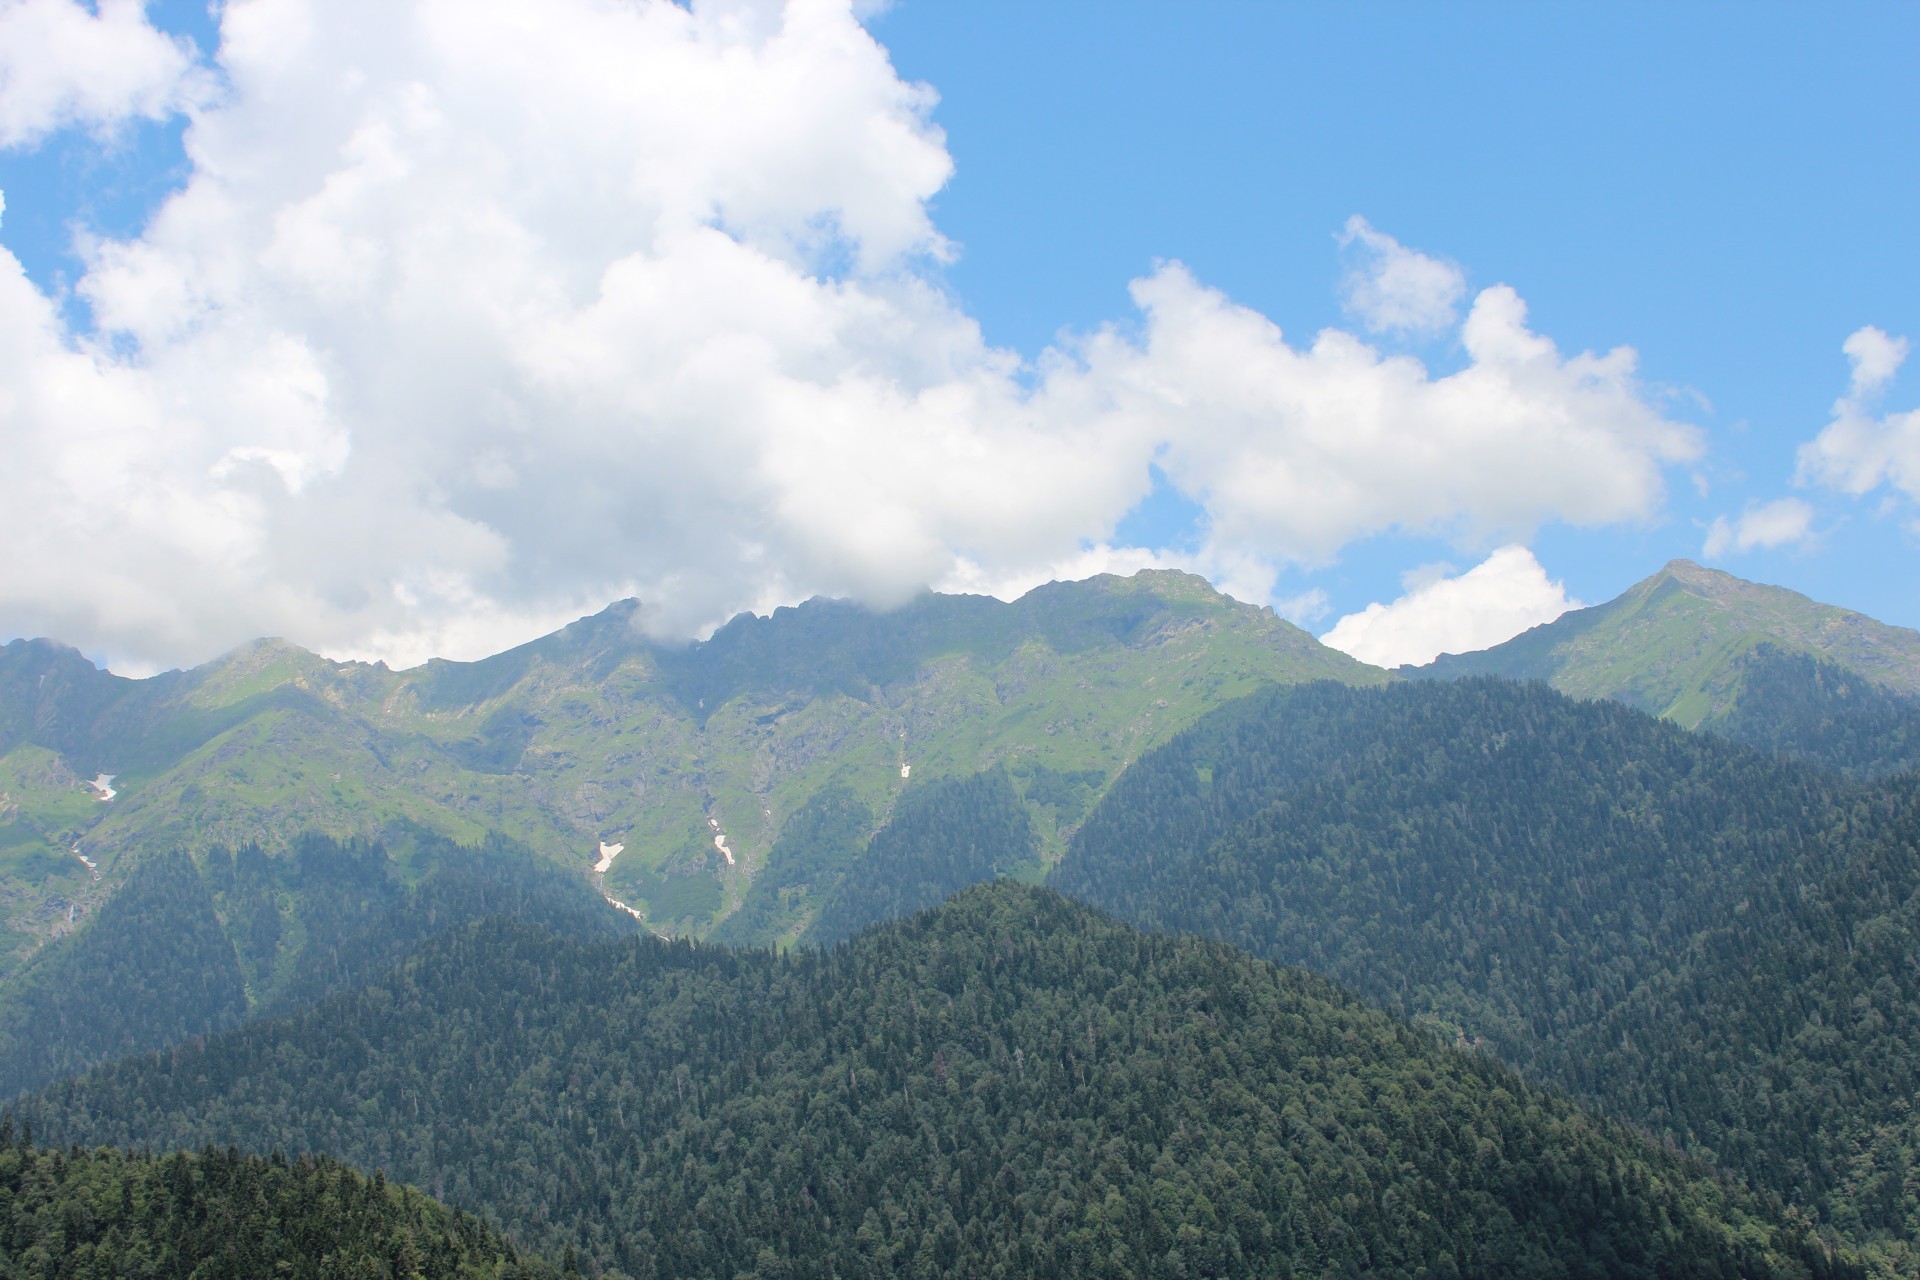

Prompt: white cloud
[0,0,1705,672]
[0,0,206,146]
[1318,545,1579,669]
[1701,497,1814,559]
[1056,267,1701,575]
[1797,326,1920,504]
[1337,215,1466,336]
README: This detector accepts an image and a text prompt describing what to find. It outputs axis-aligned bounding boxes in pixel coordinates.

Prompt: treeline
[0,831,629,1100]
[1052,677,1920,1262]
[11,883,1854,1278]
[0,1122,564,1278]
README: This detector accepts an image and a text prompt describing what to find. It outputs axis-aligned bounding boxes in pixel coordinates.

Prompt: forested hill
[0,1126,564,1278]
[1053,678,1920,1265]
[12,883,1852,1279]
[0,831,632,1101]
[0,568,1377,958]
[1405,560,1920,777]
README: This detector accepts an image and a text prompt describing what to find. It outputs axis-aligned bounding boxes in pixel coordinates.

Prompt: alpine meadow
[3,1,1918,1277]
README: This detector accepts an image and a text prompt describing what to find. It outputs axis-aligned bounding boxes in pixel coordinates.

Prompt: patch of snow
[71,844,98,878]
[87,773,117,801]
[713,832,734,865]
[900,763,911,779]
[594,840,624,875]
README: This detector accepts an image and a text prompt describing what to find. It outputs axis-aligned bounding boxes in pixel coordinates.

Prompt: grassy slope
[0,571,1380,956]
[1413,559,1920,728]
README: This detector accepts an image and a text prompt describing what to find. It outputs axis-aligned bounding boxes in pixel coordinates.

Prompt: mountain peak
[1417,558,1920,733]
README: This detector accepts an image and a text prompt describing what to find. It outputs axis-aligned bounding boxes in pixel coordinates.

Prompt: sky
[0,0,1915,675]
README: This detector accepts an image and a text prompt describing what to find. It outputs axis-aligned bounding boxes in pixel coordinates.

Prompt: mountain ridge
[1405,559,1920,776]
[0,570,1379,959]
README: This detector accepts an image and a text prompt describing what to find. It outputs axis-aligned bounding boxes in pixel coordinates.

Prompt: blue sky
[0,0,1915,671]
[871,2,1920,625]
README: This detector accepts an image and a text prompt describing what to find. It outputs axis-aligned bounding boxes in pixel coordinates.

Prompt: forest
[0,1122,564,1278]
[1053,678,1920,1266]
[0,831,629,1099]
[7,884,1856,1279]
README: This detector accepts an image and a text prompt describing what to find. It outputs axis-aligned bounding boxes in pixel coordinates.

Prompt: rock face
[1406,559,1920,776]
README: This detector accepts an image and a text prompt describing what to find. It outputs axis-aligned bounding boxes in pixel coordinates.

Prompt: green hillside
[0,571,1379,959]
[1408,560,1920,775]
[0,1128,561,1278]
[1053,678,1920,1266]
[12,883,1854,1279]
[0,832,632,1100]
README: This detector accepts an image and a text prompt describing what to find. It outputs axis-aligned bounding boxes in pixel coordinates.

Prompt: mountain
[1407,560,1920,776]
[1052,677,1920,1265]
[0,831,633,1100]
[10,882,1854,1279]
[0,570,1379,960]
[0,1127,564,1278]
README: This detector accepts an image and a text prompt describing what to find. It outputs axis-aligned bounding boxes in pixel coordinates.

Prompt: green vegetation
[0,571,1382,956]
[804,765,1036,945]
[708,786,872,947]
[1053,678,1920,1266]
[0,832,630,1100]
[13,883,1853,1278]
[1411,560,1920,775]
[0,1126,560,1278]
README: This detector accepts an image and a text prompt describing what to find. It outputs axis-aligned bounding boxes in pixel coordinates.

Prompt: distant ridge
[1406,560,1920,775]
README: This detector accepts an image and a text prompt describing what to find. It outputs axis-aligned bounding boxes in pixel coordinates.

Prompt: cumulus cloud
[1055,266,1700,592]
[1319,545,1579,669]
[0,0,205,146]
[0,0,1704,672]
[1337,215,1466,336]
[1701,497,1814,559]
[1797,326,1920,503]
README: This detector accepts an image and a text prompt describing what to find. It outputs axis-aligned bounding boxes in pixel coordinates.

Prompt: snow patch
[71,844,98,878]
[705,814,735,864]
[899,763,910,779]
[594,840,624,875]
[87,773,116,801]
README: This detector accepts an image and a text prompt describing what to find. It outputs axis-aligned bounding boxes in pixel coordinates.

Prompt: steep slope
[0,1130,562,1278]
[12,883,1851,1279]
[0,832,633,1100]
[1054,678,1920,1261]
[0,570,1380,954]
[1408,560,1920,775]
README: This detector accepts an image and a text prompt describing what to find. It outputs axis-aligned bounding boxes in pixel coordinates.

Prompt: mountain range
[0,570,1374,965]
[4,558,1920,1273]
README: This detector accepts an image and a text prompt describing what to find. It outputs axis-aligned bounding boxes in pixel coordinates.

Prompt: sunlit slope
[1409,559,1920,774]
[15,883,1855,1279]
[0,570,1377,953]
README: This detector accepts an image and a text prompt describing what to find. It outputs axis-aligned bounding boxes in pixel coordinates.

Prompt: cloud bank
[0,0,1701,671]
[1319,546,1579,669]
